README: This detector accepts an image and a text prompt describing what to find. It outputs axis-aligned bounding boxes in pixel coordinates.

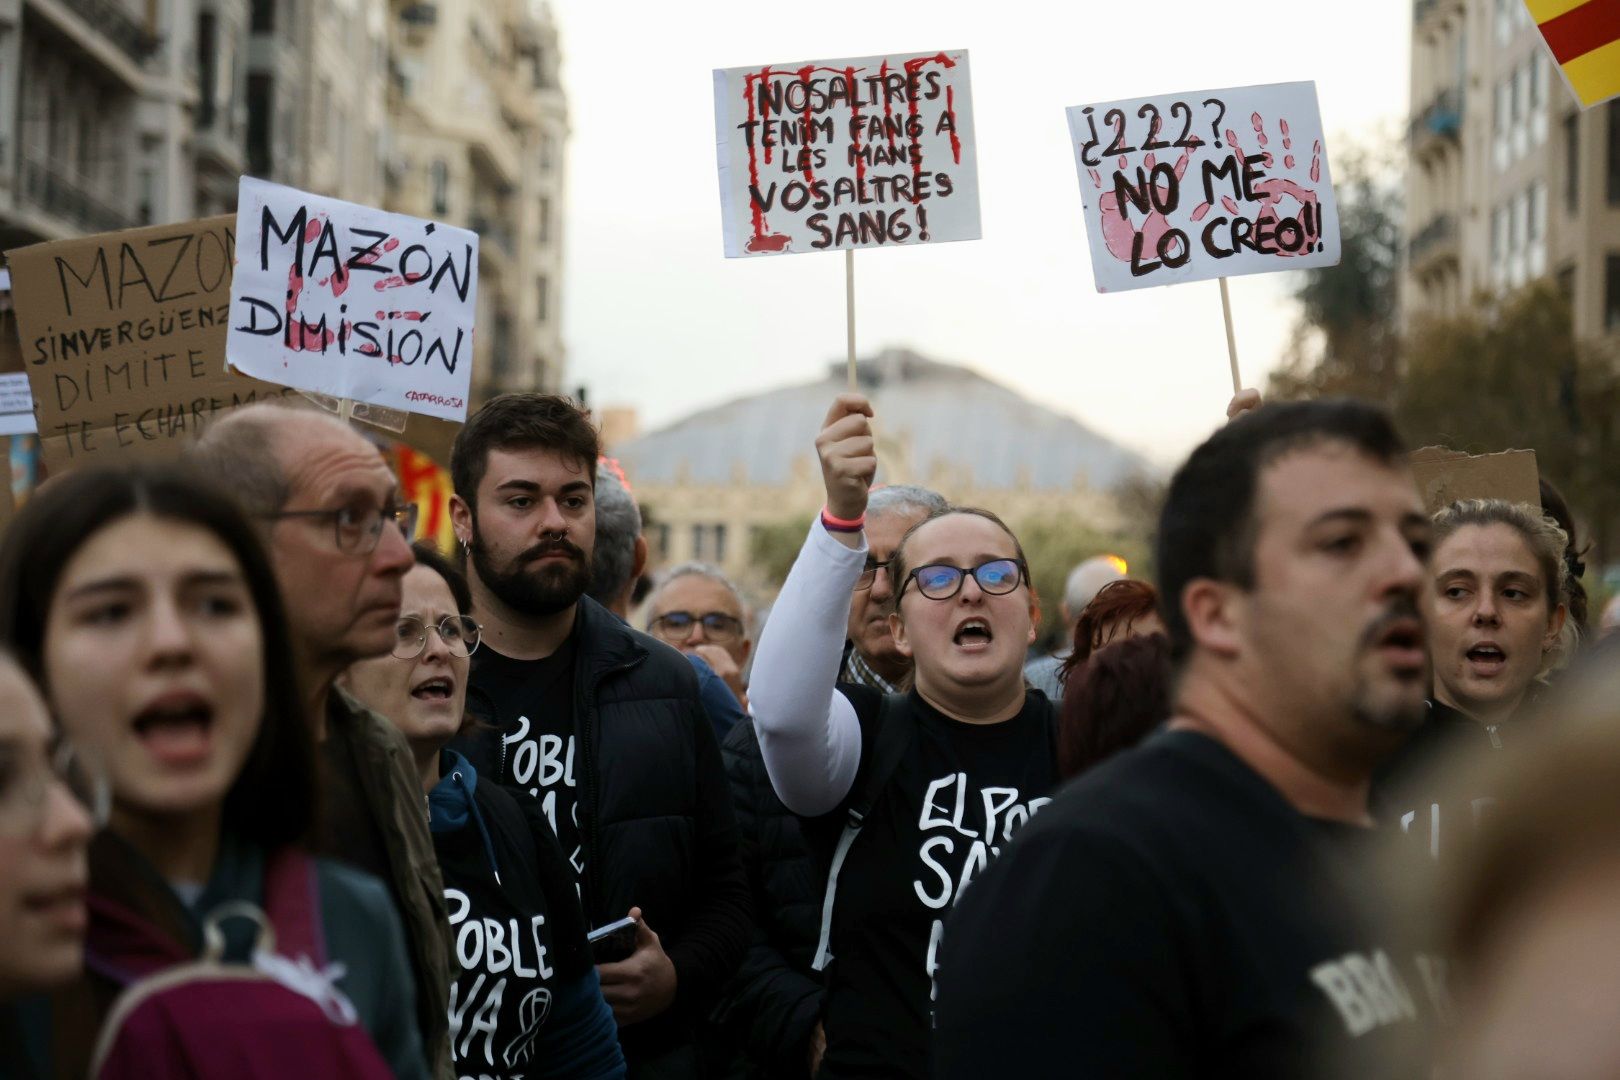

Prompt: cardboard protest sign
[1526,0,1620,109]
[1409,447,1541,516]
[227,177,478,422]
[713,50,981,257]
[5,216,300,471]
[1066,81,1340,293]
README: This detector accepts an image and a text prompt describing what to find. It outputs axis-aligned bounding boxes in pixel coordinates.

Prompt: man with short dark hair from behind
[446,394,748,1079]
[934,400,1448,1079]
[192,403,453,1079]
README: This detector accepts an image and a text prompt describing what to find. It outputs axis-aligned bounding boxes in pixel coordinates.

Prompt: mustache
[519,538,586,563]
[1358,595,1424,650]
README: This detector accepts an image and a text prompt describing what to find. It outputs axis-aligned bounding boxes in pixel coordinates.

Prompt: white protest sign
[713,50,981,257]
[1066,81,1340,293]
[226,177,478,421]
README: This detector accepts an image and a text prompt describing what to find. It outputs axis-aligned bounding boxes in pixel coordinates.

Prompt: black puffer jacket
[713,718,824,1080]
[457,596,750,1078]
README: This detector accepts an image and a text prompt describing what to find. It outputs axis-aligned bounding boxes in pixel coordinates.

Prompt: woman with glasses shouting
[343,542,625,1080]
[748,395,1060,1080]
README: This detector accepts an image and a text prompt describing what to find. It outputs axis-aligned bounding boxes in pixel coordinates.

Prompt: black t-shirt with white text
[807,685,1058,1080]
[933,728,1446,1080]
[466,640,584,885]
[437,784,575,1079]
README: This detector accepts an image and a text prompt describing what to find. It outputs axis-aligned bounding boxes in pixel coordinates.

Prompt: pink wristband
[820,506,866,533]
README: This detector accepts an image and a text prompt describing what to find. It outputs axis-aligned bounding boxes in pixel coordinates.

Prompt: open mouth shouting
[1464,639,1508,677]
[132,691,215,768]
[410,674,456,705]
[953,617,994,652]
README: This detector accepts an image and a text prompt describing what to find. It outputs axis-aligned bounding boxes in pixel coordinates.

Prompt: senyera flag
[1527,0,1620,108]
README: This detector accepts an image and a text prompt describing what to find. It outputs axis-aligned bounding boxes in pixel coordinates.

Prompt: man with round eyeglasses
[645,564,754,713]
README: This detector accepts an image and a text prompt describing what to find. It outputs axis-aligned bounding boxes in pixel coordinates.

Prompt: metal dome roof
[613,348,1151,492]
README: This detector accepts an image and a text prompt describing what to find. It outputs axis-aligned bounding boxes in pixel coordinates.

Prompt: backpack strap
[260,847,326,966]
[84,895,193,985]
[812,694,917,972]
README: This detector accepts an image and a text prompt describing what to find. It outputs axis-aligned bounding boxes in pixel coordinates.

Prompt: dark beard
[468,525,592,617]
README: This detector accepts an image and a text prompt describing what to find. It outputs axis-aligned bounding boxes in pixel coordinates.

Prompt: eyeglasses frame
[263,502,420,555]
[648,610,745,644]
[896,557,1030,603]
[391,614,483,660]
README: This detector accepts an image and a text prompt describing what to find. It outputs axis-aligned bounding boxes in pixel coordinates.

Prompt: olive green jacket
[328,688,455,1080]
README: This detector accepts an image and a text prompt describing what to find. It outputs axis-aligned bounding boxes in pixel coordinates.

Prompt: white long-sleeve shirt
[748,521,870,818]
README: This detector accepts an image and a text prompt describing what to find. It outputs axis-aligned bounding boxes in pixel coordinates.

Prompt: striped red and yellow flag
[392,444,458,554]
[1527,0,1620,108]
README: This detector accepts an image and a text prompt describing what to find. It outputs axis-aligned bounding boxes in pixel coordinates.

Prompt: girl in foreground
[0,464,427,1078]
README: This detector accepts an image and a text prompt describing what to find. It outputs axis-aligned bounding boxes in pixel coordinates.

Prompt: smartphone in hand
[588,916,638,964]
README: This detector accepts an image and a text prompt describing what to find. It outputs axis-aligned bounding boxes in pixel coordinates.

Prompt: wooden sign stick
[1218,277,1242,394]
[845,249,857,391]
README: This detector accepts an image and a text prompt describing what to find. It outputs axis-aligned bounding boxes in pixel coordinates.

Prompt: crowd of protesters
[1,383,1618,1080]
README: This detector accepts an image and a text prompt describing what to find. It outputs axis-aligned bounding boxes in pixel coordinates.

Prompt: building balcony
[469,213,515,264]
[18,153,134,234]
[1408,213,1459,274]
[1413,0,1463,33]
[29,0,159,69]
[193,105,246,176]
[1409,86,1462,159]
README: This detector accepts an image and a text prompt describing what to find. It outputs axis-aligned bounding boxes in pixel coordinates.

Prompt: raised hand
[1226,387,1262,422]
[815,393,877,524]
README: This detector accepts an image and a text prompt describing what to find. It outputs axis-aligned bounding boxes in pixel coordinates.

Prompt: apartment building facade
[0,0,203,249]
[386,0,568,402]
[245,0,389,206]
[2,0,569,407]
[1405,0,1620,342]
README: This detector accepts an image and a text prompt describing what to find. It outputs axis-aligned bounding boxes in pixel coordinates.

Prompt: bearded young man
[934,400,1449,1079]
[447,394,748,1080]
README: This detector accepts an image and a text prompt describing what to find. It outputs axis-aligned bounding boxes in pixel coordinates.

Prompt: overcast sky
[552,0,1411,468]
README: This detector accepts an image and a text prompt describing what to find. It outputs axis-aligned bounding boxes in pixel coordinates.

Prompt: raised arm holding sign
[1066,81,1341,393]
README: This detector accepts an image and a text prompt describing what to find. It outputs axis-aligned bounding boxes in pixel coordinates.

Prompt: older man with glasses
[192,403,455,1080]
[841,485,947,693]
[645,564,754,713]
